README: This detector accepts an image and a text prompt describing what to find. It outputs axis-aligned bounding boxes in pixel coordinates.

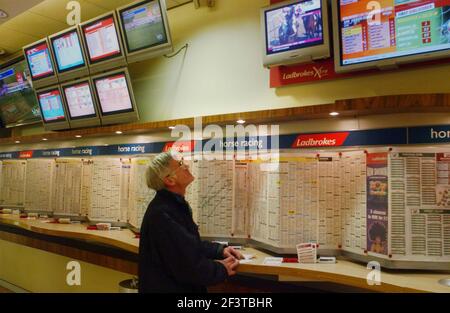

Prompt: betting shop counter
[1,214,449,293]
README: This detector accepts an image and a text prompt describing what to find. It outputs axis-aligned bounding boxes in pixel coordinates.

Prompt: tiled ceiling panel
[0,0,45,25]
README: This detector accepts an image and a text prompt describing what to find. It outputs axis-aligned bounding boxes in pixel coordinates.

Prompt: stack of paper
[296,243,317,264]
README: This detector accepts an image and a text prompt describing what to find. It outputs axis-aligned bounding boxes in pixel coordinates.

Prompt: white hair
[146,152,174,191]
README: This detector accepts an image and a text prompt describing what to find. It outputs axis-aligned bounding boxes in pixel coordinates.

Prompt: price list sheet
[389,150,450,261]
[1,160,26,206]
[51,159,83,216]
[24,159,54,212]
[89,158,123,222]
[80,159,93,217]
[341,151,367,254]
[128,157,156,228]
[196,159,234,237]
[318,154,342,249]
[233,161,249,238]
[120,159,131,223]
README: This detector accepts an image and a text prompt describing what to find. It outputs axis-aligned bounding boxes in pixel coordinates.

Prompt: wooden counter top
[0,214,139,253]
[237,248,450,293]
[1,214,449,293]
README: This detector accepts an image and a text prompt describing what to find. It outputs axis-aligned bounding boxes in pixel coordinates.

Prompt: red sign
[19,151,33,159]
[163,140,196,153]
[270,59,353,88]
[291,132,349,148]
[367,152,388,166]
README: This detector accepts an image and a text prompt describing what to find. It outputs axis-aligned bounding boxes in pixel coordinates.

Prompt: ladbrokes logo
[282,66,330,80]
[292,132,349,148]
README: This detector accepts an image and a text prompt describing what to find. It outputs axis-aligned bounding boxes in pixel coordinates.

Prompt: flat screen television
[49,26,90,83]
[35,85,70,131]
[332,0,450,73]
[92,68,139,125]
[23,38,59,88]
[61,78,101,128]
[0,57,42,128]
[117,0,173,63]
[261,0,331,68]
[80,11,127,74]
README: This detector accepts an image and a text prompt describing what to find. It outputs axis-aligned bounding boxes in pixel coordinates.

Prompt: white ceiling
[0,0,192,63]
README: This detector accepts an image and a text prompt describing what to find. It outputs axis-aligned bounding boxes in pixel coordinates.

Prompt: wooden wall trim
[3,93,450,145]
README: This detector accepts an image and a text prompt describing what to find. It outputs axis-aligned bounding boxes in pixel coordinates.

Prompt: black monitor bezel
[92,71,136,116]
[118,0,170,54]
[50,28,87,74]
[81,13,124,65]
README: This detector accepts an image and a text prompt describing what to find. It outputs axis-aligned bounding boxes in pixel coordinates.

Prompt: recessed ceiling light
[329,112,339,116]
[237,119,246,124]
[169,126,175,130]
[75,135,82,138]
[15,141,20,144]
[0,49,5,55]
[0,10,8,19]
[115,131,123,135]
[42,138,48,141]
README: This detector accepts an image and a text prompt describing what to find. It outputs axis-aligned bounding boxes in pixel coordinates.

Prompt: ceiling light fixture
[75,135,82,138]
[15,141,20,144]
[169,126,175,130]
[329,112,339,117]
[115,131,123,135]
[0,10,8,19]
[237,119,246,124]
[42,138,48,141]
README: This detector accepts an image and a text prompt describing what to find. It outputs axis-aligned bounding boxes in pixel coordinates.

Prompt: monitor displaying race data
[62,81,96,119]
[264,0,325,55]
[36,88,66,122]
[0,58,41,127]
[335,0,450,70]
[261,0,330,67]
[82,15,122,63]
[51,29,85,72]
[94,72,133,115]
[24,41,55,80]
[119,0,169,53]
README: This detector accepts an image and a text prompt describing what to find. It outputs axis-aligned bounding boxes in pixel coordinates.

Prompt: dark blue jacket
[138,189,227,293]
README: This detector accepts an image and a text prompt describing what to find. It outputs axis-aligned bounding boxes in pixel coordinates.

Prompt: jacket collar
[158,188,186,205]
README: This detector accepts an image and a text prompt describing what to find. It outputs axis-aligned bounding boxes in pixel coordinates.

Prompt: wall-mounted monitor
[80,11,127,74]
[35,85,70,131]
[332,0,450,73]
[261,0,331,68]
[23,38,59,89]
[92,68,139,126]
[117,0,173,64]
[0,57,42,128]
[61,78,101,129]
[49,26,90,83]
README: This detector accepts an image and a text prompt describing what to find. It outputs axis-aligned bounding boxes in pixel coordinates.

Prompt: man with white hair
[138,152,242,293]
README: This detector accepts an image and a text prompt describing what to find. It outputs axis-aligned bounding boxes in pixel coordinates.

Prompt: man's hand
[217,256,239,276]
[223,246,244,260]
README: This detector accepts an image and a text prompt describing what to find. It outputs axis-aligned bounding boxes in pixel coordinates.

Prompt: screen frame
[0,56,42,128]
[23,38,58,82]
[80,11,126,66]
[49,26,88,75]
[332,0,450,73]
[92,68,137,117]
[261,0,331,68]
[61,78,100,121]
[35,85,69,125]
[117,0,173,59]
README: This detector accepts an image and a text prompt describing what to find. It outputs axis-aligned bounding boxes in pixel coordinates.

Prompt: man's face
[167,158,194,188]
